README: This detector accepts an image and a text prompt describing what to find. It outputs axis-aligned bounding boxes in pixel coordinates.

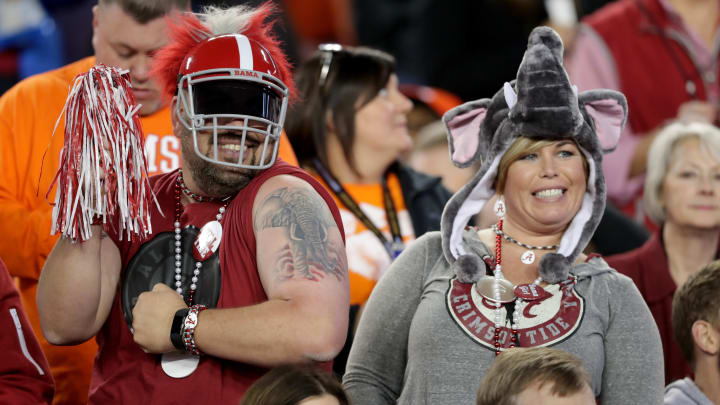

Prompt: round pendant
[193,220,222,261]
[514,283,551,301]
[161,352,199,378]
[475,276,515,303]
[520,250,535,264]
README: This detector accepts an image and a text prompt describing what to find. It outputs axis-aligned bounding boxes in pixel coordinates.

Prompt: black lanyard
[312,159,404,259]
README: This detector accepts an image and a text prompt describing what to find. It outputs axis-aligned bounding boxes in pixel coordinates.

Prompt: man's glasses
[317,43,343,88]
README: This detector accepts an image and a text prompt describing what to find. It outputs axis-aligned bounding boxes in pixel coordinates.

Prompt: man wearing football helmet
[36,5,349,403]
[173,32,290,194]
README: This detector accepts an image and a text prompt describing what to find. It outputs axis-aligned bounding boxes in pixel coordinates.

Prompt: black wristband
[170,308,189,351]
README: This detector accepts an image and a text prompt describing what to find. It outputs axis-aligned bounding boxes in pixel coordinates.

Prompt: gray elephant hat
[441,26,628,284]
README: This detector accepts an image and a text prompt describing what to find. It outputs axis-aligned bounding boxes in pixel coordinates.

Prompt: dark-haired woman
[285,45,451,374]
[241,365,348,405]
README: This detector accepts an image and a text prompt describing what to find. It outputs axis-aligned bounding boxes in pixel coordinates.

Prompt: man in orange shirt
[0,1,297,404]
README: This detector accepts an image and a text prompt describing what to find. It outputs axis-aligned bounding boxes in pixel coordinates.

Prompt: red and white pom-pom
[49,65,159,242]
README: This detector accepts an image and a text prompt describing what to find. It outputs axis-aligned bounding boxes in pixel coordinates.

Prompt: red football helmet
[175,33,289,170]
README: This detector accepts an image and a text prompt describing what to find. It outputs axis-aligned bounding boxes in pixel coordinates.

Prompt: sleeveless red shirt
[90,159,344,404]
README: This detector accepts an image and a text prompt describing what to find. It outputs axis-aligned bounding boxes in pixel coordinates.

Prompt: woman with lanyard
[342,27,663,404]
[285,45,451,375]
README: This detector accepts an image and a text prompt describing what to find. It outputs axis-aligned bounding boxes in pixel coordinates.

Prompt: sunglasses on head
[317,43,344,88]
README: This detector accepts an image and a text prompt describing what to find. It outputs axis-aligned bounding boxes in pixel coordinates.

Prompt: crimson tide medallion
[447,277,584,351]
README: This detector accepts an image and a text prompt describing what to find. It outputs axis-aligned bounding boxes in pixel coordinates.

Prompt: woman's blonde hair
[644,121,720,225]
[495,137,589,193]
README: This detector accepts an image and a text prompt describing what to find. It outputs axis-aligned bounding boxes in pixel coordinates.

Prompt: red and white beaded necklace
[491,218,544,355]
[173,170,230,305]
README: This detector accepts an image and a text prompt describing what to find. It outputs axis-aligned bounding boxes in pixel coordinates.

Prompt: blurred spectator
[542,0,617,49]
[40,0,95,64]
[544,0,580,49]
[476,347,595,405]
[399,83,462,137]
[0,1,192,403]
[565,0,720,223]
[408,120,477,193]
[240,365,349,405]
[606,121,720,384]
[285,44,451,376]
[283,0,356,59]
[0,257,53,405]
[666,260,720,404]
[0,0,63,93]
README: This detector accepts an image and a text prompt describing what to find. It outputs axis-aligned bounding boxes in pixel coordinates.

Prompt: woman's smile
[503,141,587,231]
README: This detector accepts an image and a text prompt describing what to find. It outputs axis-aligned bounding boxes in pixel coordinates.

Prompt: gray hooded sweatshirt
[665,378,715,405]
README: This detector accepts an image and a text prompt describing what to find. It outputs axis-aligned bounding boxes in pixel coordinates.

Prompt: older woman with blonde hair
[606,120,720,384]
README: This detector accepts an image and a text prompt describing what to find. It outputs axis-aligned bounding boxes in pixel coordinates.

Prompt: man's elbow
[42,328,80,346]
[40,319,95,346]
[302,318,347,362]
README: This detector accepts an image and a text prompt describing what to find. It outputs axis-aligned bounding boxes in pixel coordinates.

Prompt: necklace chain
[174,172,229,305]
[178,169,230,203]
[492,223,559,251]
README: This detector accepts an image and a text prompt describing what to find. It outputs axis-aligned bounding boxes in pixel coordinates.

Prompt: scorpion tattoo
[255,187,345,281]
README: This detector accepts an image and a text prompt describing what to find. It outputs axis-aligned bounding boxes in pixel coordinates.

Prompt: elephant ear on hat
[579,90,627,153]
[443,98,492,168]
[443,82,515,169]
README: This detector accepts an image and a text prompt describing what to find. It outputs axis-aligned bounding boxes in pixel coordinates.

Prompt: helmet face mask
[175,34,289,170]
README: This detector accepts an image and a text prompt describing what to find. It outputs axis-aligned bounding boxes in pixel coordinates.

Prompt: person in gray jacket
[342,26,664,404]
[665,260,720,405]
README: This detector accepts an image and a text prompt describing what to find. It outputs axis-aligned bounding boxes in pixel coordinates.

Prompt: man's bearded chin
[181,135,258,198]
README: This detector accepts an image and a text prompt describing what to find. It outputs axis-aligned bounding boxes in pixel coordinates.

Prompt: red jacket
[585,0,717,136]
[605,231,692,384]
[0,258,53,404]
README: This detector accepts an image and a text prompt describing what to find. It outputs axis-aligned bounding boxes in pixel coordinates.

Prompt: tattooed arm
[184,174,350,366]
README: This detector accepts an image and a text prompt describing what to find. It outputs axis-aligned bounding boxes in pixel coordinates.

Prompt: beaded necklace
[492,218,543,355]
[492,219,560,264]
[174,171,230,305]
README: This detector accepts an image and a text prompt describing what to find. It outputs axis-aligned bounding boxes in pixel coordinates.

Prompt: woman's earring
[493,196,506,218]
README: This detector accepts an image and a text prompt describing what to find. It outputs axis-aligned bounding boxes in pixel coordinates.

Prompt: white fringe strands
[49,65,160,242]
